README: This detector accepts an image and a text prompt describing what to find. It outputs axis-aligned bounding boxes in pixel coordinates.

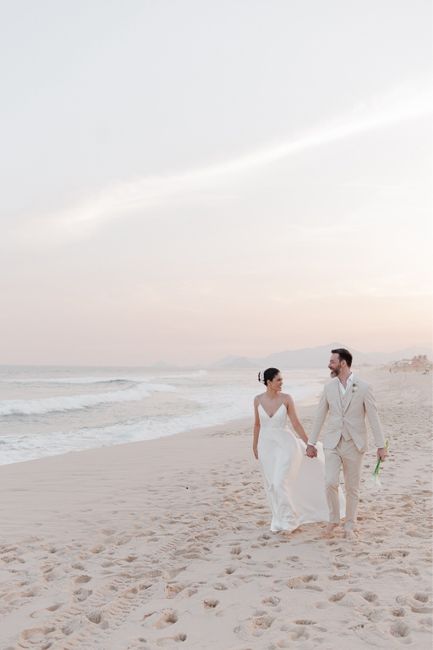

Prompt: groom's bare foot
[344,527,357,540]
[323,523,339,538]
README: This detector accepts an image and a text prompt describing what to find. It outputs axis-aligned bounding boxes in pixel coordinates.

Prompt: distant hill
[213,355,258,368]
[262,342,364,368]
[212,343,432,369]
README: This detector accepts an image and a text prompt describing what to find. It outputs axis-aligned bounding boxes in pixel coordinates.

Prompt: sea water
[0,366,328,465]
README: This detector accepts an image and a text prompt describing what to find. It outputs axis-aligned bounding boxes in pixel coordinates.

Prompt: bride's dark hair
[258,368,280,386]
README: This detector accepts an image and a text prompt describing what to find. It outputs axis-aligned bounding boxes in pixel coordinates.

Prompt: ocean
[0,366,328,465]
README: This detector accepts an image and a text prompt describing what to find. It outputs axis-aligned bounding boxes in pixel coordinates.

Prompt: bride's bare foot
[323,523,339,538]
[344,527,356,540]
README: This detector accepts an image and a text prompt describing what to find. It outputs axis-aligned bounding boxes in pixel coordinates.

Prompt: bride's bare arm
[286,395,308,444]
[252,397,260,459]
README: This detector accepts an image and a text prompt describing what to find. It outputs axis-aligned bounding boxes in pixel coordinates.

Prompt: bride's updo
[258,368,280,386]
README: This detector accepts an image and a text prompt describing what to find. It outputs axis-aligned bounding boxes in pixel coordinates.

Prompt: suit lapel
[333,378,343,412]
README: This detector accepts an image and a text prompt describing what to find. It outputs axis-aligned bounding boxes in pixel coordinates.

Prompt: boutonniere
[352,383,358,393]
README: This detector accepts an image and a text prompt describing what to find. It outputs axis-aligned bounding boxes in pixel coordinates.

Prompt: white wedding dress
[258,402,345,532]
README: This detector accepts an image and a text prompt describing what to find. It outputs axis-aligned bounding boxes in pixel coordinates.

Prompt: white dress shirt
[338,372,353,396]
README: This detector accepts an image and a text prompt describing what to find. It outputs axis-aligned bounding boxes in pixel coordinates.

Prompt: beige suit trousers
[324,436,365,528]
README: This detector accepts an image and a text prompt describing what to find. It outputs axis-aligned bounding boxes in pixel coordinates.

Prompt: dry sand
[0,368,432,649]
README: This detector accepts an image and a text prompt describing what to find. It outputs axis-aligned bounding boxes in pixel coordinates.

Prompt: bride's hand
[253,445,258,460]
[306,444,318,458]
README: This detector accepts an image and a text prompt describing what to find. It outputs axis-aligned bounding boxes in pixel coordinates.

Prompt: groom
[306,348,387,540]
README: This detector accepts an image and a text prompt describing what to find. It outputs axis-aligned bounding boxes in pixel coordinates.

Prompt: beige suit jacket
[309,375,385,452]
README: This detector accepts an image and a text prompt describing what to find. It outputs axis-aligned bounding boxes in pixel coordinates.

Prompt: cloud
[47,80,432,231]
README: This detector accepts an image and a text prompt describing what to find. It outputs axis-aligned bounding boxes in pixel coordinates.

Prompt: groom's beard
[330,370,337,377]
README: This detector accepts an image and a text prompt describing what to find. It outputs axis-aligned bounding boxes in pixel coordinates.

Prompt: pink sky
[1,1,431,365]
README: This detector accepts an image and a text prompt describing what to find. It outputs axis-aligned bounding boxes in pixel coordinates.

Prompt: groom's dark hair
[331,348,353,367]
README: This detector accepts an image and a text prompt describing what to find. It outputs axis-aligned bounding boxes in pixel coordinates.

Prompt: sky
[0,0,432,366]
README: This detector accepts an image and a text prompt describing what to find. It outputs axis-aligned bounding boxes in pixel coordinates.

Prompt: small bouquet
[370,439,389,488]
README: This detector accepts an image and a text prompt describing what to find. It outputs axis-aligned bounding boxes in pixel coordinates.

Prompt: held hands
[306,444,317,458]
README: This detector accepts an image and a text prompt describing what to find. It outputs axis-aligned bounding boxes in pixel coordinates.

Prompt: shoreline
[0,372,326,469]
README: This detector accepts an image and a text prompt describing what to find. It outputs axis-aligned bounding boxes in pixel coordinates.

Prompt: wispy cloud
[53,81,431,230]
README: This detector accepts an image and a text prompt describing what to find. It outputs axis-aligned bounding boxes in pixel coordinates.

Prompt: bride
[253,367,344,533]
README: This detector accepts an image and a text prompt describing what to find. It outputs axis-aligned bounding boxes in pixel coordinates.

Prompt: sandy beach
[1,367,431,649]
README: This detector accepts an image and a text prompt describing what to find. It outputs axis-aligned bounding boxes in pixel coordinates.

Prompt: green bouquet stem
[373,439,390,476]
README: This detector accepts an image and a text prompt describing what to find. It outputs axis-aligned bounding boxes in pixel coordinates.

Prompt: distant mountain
[212,343,432,369]
[212,355,258,368]
[262,342,363,368]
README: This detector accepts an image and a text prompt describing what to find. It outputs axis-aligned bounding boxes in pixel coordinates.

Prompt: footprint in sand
[293,619,316,625]
[203,599,219,608]
[329,591,345,602]
[90,544,105,553]
[279,624,310,641]
[20,587,38,597]
[250,614,274,632]
[73,587,92,601]
[30,603,63,618]
[230,545,242,555]
[71,562,86,570]
[156,633,187,645]
[47,603,62,612]
[290,626,310,640]
[329,573,351,581]
[406,528,430,538]
[165,583,186,598]
[287,574,320,590]
[154,609,178,628]
[362,591,378,603]
[262,596,280,606]
[121,585,148,600]
[42,567,61,582]
[86,609,103,624]
[74,574,92,584]
[20,626,55,646]
[391,607,406,617]
[334,562,349,570]
[390,621,411,638]
[396,593,432,614]
[46,546,57,554]
[185,587,198,597]
[414,592,430,603]
[378,549,409,559]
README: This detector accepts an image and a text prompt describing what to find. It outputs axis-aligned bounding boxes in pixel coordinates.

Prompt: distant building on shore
[387,355,432,374]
